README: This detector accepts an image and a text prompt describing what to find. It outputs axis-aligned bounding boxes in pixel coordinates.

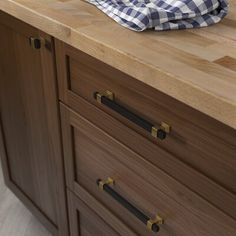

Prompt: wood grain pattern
[0,0,236,128]
[68,190,125,236]
[214,56,236,72]
[60,93,236,221]
[68,187,138,236]
[0,162,52,236]
[60,104,236,236]
[0,12,68,236]
[56,43,236,219]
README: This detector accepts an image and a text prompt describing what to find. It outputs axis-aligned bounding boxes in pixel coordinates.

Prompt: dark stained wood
[60,86,236,221]
[60,104,236,236]
[55,40,236,217]
[67,189,135,236]
[0,12,68,236]
[1,12,236,236]
[69,186,138,236]
[55,40,236,197]
[0,119,57,234]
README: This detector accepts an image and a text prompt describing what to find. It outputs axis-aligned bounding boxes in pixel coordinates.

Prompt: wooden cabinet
[0,11,236,236]
[56,41,236,195]
[68,190,125,236]
[56,40,236,235]
[0,13,68,236]
[60,104,236,236]
[55,40,236,220]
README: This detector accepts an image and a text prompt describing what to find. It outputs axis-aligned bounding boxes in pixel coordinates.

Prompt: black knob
[29,37,41,49]
[157,129,166,140]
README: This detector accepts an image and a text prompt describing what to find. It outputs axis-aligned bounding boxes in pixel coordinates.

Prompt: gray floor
[0,162,51,236]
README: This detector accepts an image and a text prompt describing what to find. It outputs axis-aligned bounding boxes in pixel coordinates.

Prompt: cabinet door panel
[0,12,68,236]
[68,190,121,236]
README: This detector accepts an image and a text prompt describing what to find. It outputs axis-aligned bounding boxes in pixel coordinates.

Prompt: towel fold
[87,0,229,31]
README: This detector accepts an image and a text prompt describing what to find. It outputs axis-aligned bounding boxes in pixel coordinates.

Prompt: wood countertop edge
[1,1,236,129]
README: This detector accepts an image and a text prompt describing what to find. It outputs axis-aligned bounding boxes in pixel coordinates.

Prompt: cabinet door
[0,12,68,236]
[68,191,121,236]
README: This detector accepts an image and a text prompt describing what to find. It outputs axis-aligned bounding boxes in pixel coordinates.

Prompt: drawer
[55,40,236,199]
[67,190,136,236]
[60,89,236,220]
[60,104,236,236]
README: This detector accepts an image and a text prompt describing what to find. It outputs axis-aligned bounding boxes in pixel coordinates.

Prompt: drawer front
[56,40,236,198]
[68,190,133,236]
[60,104,236,236]
[60,91,236,220]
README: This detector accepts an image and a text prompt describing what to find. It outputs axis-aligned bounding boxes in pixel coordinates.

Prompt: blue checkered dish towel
[87,0,229,31]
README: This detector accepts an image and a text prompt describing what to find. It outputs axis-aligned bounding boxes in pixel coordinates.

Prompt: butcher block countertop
[1,0,236,129]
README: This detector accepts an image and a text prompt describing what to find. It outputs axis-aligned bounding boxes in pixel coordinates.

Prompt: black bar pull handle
[93,91,171,140]
[97,178,164,233]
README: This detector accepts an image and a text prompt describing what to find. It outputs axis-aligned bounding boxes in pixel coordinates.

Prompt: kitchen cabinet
[60,104,236,236]
[0,12,68,236]
[57,42,236,236]
[67,190,124,236]
[0,3,236,236]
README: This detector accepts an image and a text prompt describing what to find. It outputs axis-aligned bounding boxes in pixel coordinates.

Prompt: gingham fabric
[86,0,229,31]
